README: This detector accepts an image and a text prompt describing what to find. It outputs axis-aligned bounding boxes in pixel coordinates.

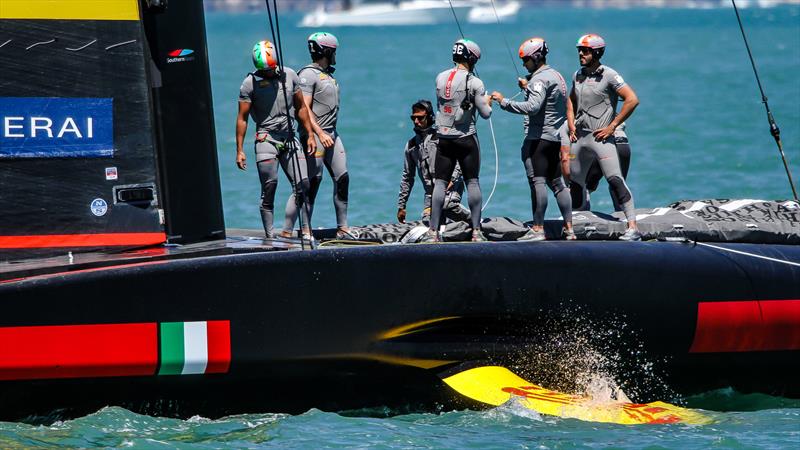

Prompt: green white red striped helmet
[452,38,481,65]
[576,34,605,58]
[308,32,339,59]
[252,40,278,71]
[518,37,548,64]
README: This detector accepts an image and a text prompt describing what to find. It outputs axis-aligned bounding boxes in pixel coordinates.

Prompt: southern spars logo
[167,48,195,64]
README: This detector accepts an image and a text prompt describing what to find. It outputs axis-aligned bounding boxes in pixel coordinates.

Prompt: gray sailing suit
[500,64,572,226]
[239,68,310,237]
[569,64,636,220]
[284,63,350,230]
[398,127,470,223]
[583,124,631,212]
[432,67,492,231]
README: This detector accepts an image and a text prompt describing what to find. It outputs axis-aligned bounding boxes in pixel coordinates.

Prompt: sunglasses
[578,47,593,54]
[410,115,428,122]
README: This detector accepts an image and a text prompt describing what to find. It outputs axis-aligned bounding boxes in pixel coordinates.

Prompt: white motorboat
[467,0,521,23]
[299,0,472,27]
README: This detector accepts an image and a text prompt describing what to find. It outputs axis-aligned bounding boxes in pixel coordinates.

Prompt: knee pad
[570,181,588,210]
[335,172,350,202]
[297,178,311,196]
[261,180,278,209]
[549,178,566,195]
[607,176,632,205]
[308,176,322,202]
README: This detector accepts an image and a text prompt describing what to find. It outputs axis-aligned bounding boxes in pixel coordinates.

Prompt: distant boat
[467,0,521,24]
[299,0,472,27]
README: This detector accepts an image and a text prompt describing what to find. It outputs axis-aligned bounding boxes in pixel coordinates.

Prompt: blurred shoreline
[204,0,800,13]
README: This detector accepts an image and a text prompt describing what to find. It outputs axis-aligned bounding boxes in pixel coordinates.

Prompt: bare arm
[493,78,545,115]
[235,101,250,170]
[301,92,335,148]
[611,85,639,129]
[567,86,577,143]
[593,85,639,141]
[293,90,318,155]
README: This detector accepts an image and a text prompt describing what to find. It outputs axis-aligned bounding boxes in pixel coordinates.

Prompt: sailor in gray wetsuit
[235,40,317,238]
[582,123,631,212]
[397,100,470,224]
[284,32,355,240]
[491,37,574,241]
[568,34,642,240]
[426,38,493,242]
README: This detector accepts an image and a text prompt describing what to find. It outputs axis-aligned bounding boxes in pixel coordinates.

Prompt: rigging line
[482,117,500,212]
[695,242,800,268]
[490,0,521,78]
[731,0,798,202]
[264,0,310,249]
[272,0,316,248]
[447,0,465,39]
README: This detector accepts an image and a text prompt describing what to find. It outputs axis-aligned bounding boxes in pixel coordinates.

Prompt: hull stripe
[0,233,166,249]
[0,1,140,21]
[158,322,185,375]
[0,321,230,381]
[206,321,232,374]
[690,300,800,353]
[181,322,208,375]
[0,323,158,380]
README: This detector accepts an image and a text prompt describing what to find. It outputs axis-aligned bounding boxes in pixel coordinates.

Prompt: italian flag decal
[0,320,230,381]
[158,321,230,375]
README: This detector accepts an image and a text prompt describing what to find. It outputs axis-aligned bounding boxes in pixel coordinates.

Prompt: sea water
[1,5,798,448]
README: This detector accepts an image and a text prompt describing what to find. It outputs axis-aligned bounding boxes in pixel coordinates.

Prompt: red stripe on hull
[0,233,166,249]
[0,323,158,380]
[689,300,800,353]
[205,320,231,374]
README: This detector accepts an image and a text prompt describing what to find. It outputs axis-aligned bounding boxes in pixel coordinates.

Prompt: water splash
[507,302,678,405]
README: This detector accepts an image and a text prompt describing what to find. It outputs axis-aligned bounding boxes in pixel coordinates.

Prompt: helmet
[518,37,548,65]
[401,226,432,244]
[308,32,339,60]
[252,40,278,71]
[452,38,481,66]
[411,99,435,127]
[576,33,605,59]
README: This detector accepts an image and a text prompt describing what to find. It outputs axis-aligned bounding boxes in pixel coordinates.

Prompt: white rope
[482,116,500,212]
[695,242,800,267]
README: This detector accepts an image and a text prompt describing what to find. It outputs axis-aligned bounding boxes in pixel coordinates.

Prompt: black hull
[1,238,798,422]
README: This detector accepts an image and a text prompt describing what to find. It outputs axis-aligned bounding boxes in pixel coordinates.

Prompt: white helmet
[518,37,548,64]
[401,226,432,244]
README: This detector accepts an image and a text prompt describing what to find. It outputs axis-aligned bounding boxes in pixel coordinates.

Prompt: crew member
[235,40,317,239]
[427,38,493,242]
[581,123,632,212]
[398,100,470,224]
[284,32,356,240]
[491,37,574,241]
[567,34,641,241]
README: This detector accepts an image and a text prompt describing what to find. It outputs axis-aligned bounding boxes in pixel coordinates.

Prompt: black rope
[264,0,313,248]
[731,0,798,201]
